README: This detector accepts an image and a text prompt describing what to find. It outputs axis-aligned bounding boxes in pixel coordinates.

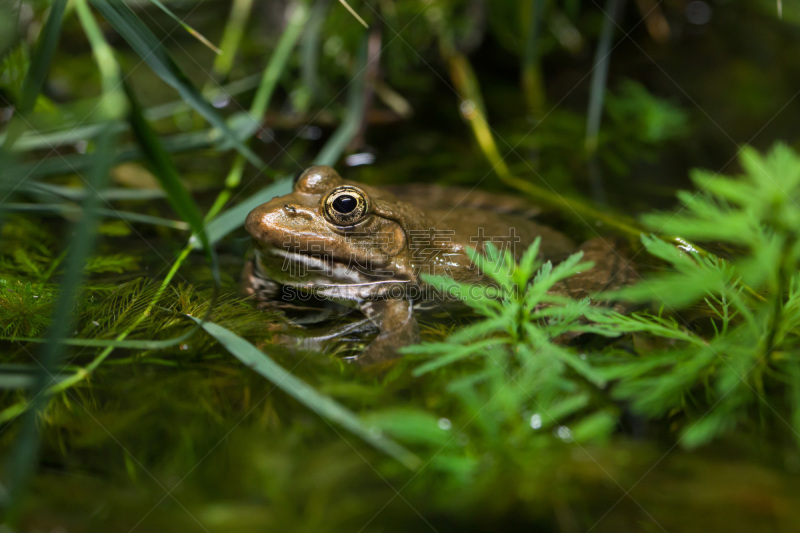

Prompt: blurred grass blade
[203,177,292,246]
[9,121,128,151]
[11,126,254,181]
[90,0,264,167]
[93,207,189,230]
[0,203,189,230]
[210,0,254,82]
[202,34,368,246]
[1,125,118,520]
[521,0,546,117]
[123,81,219,284]
[2,1,122,519]
[443,41,642,240]
[5,333,205,349]
[146,0,221,54]
[7,73,263,153]
[192,317,421,470]
[442,43,507,178]
[314,34,367,166]
[0,366,68,390]
[3,0,68,149]
[249,3,309,130]
[585,0,619,151]
[300,0,331,108]
[29,182,165,201]
[18,0,68,110]
[207,2,309,219]
[0,2,19,57]
[337,0,368,28]
[584,0,621,203]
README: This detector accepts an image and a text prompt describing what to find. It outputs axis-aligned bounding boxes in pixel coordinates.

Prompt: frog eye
[323,186,370,226]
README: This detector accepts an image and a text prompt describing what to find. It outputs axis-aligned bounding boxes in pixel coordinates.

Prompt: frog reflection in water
[243,165,633,362]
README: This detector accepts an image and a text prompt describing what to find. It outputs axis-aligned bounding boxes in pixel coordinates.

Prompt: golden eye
[323,186,370,226]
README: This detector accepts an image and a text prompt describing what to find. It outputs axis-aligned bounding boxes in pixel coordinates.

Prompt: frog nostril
[282,204,313,221]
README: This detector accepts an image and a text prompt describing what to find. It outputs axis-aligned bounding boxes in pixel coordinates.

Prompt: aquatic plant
[600,144,800,447]
[402,239,618,447]
[397,144,800,457]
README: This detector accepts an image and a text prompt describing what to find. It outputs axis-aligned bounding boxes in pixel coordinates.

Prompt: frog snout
[244,205,279,239]
[245,202,316,242]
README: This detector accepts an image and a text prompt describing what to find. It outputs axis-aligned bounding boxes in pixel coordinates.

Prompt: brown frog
[243,165,633,362]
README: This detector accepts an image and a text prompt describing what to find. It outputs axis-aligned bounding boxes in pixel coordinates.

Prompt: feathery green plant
[401,240,618,447]
[599,143,800,447]
[394,144,800,459]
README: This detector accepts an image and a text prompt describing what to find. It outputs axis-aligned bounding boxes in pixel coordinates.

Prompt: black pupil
[332,194,357,214]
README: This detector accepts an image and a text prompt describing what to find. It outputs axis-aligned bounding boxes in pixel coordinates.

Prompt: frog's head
[245,166,431,299]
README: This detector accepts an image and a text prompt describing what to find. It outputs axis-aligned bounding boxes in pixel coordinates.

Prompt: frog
[243,165,634,363]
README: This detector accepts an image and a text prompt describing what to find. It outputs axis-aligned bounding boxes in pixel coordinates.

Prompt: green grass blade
[4,333,200,350]
[18,0,67,113]
[0,366,68,390]
[1,125,118,520]
[10,126,252,180]
[584,0,621,203]
[0,3,19,56]
[585,0,620,153]
[521,0,546,117]
[337,0,368,28]
[203,177,292,247]
[123,81,219,284]
[314,34,368,166]
[207,2,309,219]
[28,182,165,201]
[210,0,254,81]
[0,203,188,230]
[250,3,309,121]
[6,73,263,152]
[300,0,330,108]
[8,121,128,151]
[90,0,264,167]
[146,0,221,54]
[75,0,125,120]
[3,0,68,149]
[200,30,367,246]
[1,2,123,518]
[192,318,421,470]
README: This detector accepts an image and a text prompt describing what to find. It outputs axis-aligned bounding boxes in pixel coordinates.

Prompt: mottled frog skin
[243,165,632,362]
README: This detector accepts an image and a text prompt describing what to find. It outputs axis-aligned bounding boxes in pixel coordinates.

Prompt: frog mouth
[261,248,384,282]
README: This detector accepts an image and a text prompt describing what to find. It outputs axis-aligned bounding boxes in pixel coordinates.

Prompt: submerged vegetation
[2,0,800,530]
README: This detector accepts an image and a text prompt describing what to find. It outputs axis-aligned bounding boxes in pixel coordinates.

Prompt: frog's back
[385,183,574,261]
[383,183,542,218]
[431,207,575,262]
